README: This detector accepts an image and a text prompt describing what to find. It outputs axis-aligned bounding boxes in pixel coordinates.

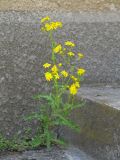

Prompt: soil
[0,0,120,12]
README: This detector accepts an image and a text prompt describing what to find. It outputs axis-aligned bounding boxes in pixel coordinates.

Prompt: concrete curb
[61,87,120,160]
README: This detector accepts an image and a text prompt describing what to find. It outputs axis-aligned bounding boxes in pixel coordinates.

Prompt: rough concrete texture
[0,11,120,159]
[0,0,120,12]
[61,86,120,160]
[78,86,120,110]
[0,146,95,160]
[0,10,120,136]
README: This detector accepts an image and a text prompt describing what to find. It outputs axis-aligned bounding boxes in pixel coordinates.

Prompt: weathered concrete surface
[0,10,120,135]
[61,86,120,160]
[0,0,120,12]
[78,86,120,110]
[0,146,95,160]
[0,11,120,159]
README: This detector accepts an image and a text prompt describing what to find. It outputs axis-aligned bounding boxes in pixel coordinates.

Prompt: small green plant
[0,133,30,151]
[26,16,86,149]
[0,134,9,150]
[0,16,86,151]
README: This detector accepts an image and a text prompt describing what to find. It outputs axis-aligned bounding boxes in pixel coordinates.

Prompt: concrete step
[0,146,95,160]
[61,86,120,160]
[65,146,95,160]
[79,86,120,110]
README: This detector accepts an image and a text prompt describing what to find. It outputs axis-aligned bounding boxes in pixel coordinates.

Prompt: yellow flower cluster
[77,68,86,76]
[75,81,80,88]
[43,64,86,95]
[41,16,50,23]
[67,51,75,57]
[53,42,84,59]
[53,44,62,53]
[44,22,62,31]
[43,63,51,68]
[61,70,68,78]
[45,72,53,81]
[41,16,62,32]
[69,81,81,95]
[71,75,78,81]
[41,16,86,96]
[51,65,58,74]
[69,84,77,95]
[65,41,75,47]
[43,64,60,81]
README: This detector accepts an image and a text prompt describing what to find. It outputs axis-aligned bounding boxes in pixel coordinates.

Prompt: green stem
[49,31,56,64]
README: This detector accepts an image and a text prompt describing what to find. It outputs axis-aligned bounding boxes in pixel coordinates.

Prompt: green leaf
[24,113,44,121]
[55,114,80,133]
[30,135,42,148]
[53,138,67,146]
[33,94,52,101]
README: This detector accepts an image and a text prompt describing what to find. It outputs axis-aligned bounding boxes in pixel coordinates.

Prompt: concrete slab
[0,146,95,160]
[78,86,120,110]
[65,146,95,160]
[62,86,120,160]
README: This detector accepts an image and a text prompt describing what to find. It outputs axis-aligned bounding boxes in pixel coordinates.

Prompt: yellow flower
[53,44,62,53]
[44,22,62,31]
[75,82,80,88]
[54,73,60,80]
[58,63,62,67]
[50,22,62,30]
[41,16,50,23]
[77,68,86,75]
[61,70,68,78]
[71,75,78,81]
[51,65,58,74]
[69,84,78,95]
[45,72,53,81]
[78,53,84,59]
[44,23,52,31]
[67,52,75,57]
[65,41,75,47]
[43,63,51,68]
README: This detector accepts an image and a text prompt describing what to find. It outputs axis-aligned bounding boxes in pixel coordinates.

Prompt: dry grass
[0,0,120,11]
